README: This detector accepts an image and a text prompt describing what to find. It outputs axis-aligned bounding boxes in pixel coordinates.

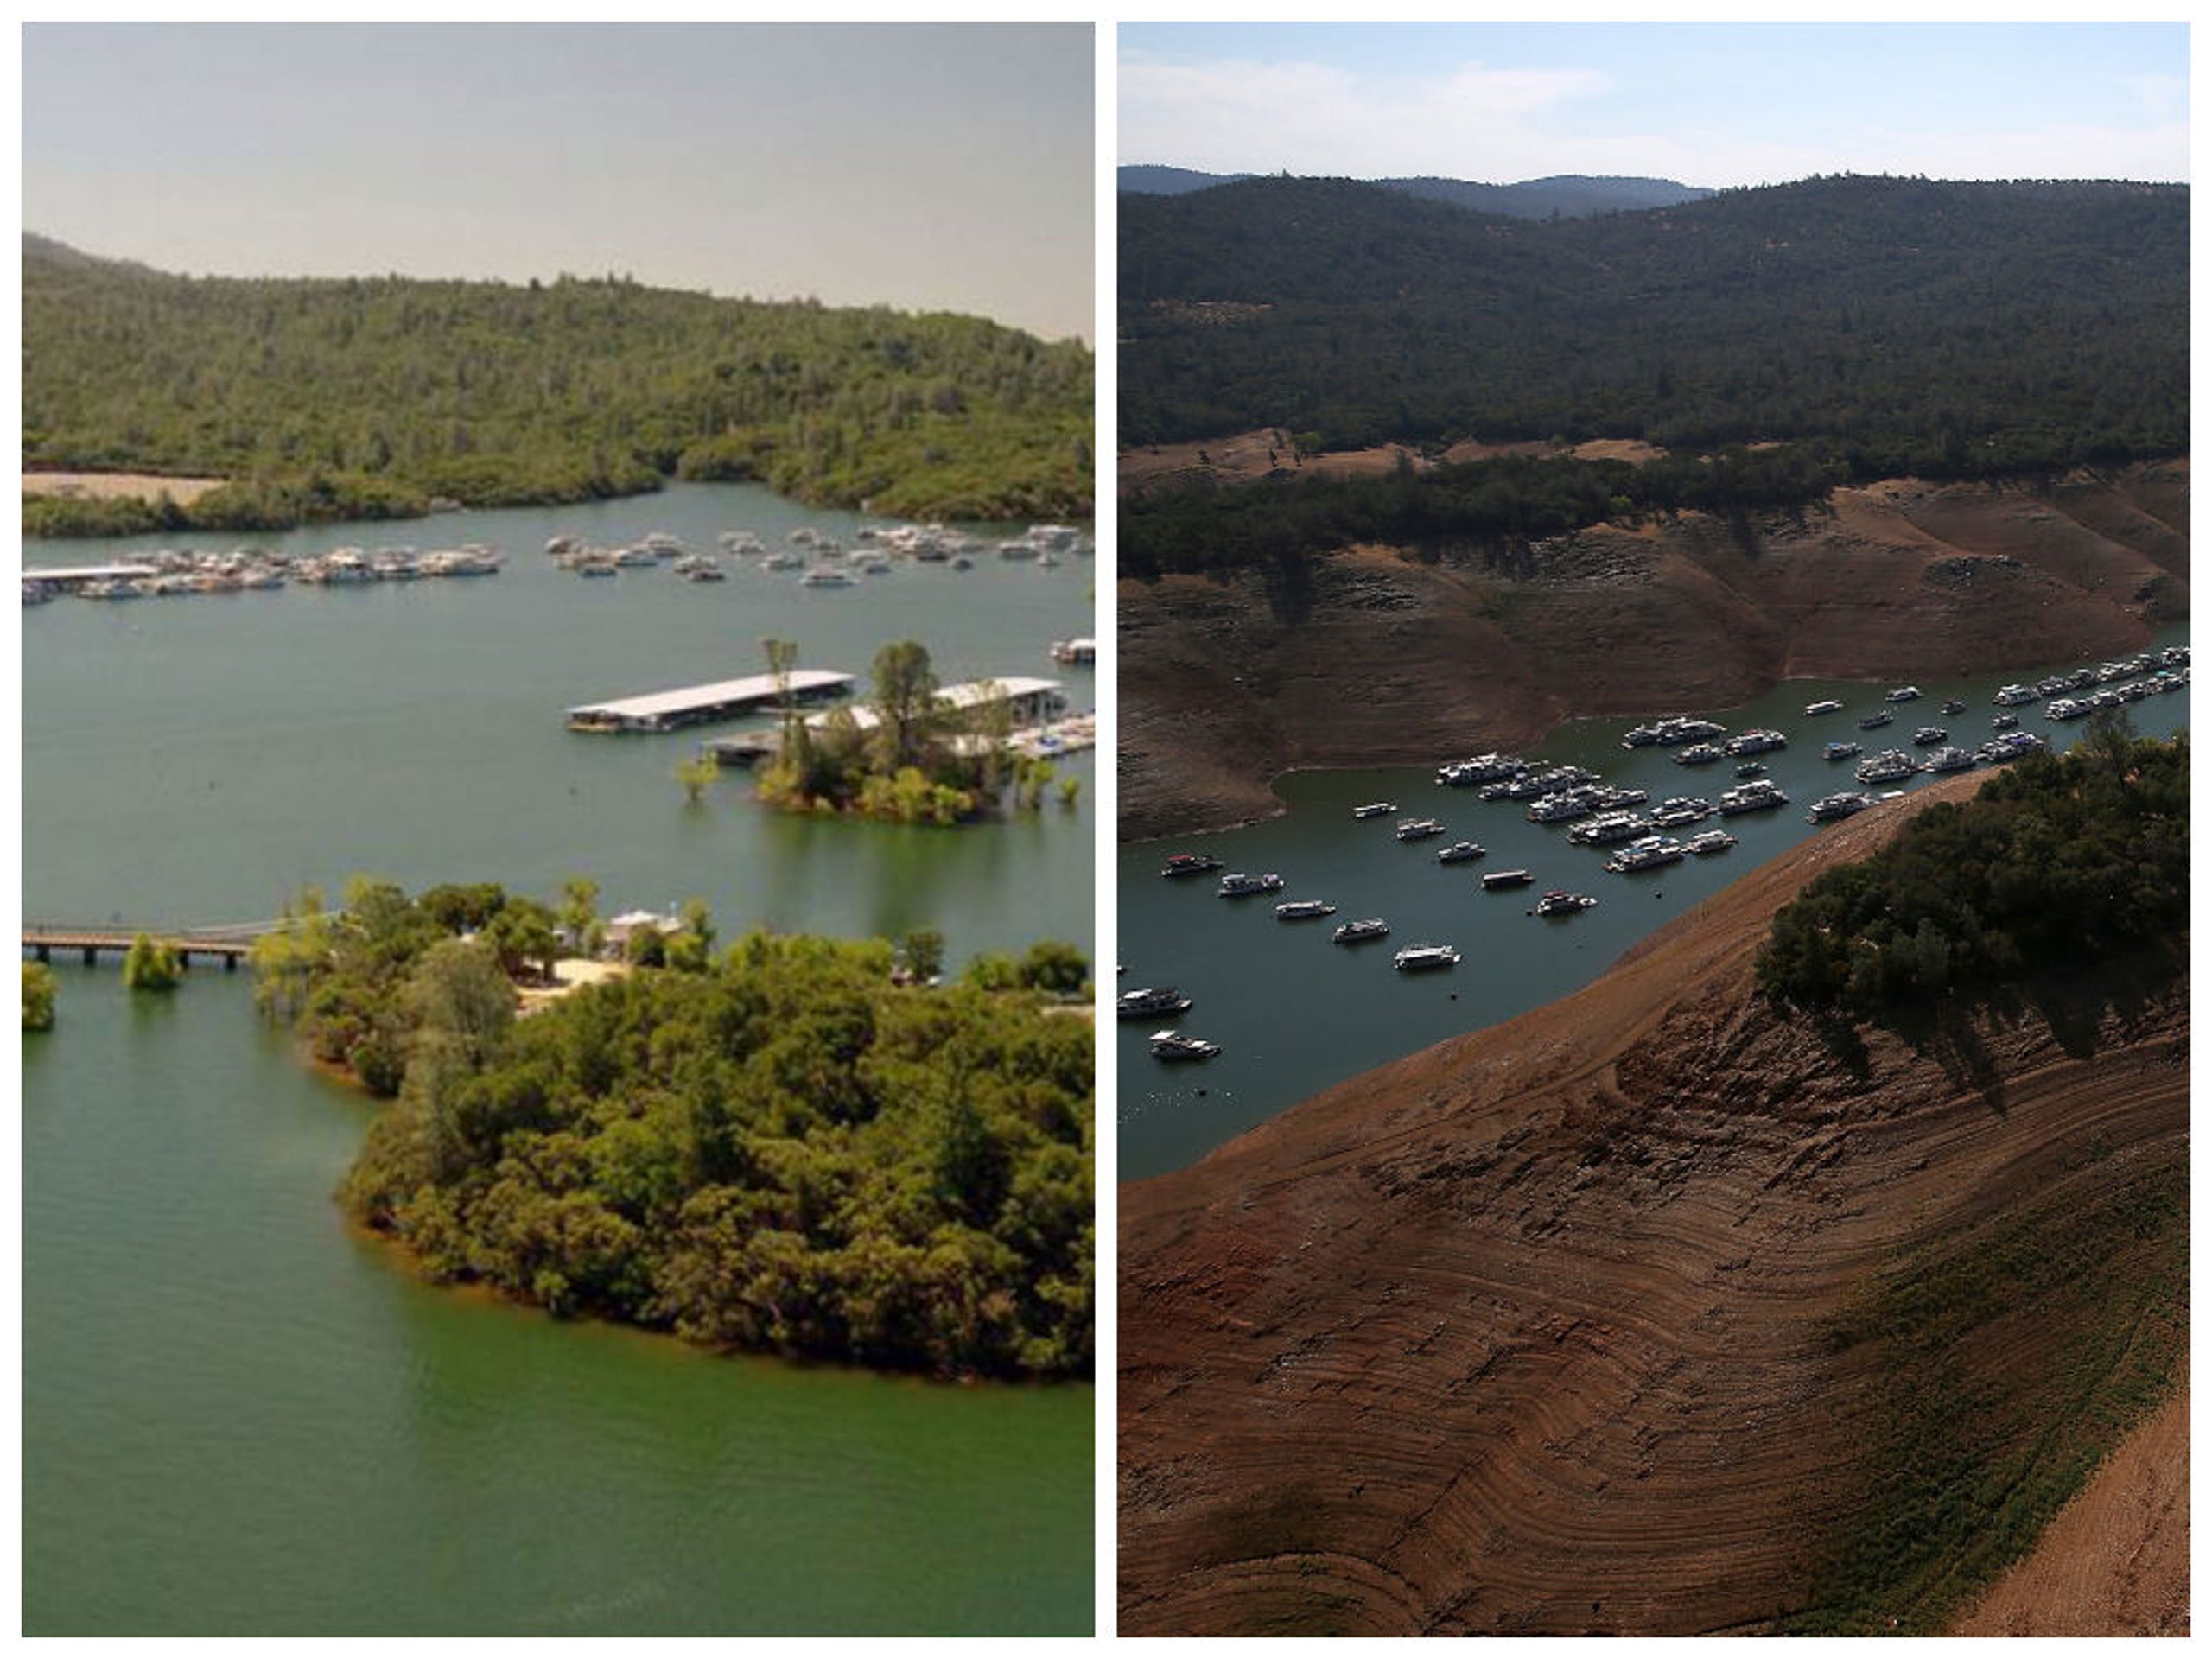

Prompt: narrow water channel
[1118,632,2189,1181]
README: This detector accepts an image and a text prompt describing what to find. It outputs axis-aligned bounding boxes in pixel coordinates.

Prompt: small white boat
[1393,944,1461,971]
[1275,899,1337,920]
[1351,801,1396,819]
[1217,872,1285,897]
[1117,987,1192,1019]
[1332,918,1389,944]
[1150,1029,1220,1061]
[1535,890,1597,917]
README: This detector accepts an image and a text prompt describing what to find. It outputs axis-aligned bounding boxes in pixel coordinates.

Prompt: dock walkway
[567,670,855,733]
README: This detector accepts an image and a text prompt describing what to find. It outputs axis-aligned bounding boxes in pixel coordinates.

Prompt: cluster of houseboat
[540,520,1090,587]
[25,543,505,602]
[25,519,1091,607]
[1138,644,2188,1063]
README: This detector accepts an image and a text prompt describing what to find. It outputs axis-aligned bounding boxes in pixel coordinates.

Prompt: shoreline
[24,467,1093,540]
[1116,461,2188,842]
[1119,767,2188,1632]
[1121,648,2170,845]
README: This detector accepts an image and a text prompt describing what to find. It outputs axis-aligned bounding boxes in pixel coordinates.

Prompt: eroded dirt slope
[1119,461,2187,838]
[1118,776,2187,1636]
[1948,1373,2188,1636]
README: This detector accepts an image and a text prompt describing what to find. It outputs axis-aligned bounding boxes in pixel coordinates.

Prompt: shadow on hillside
[1796,938,2185,1113]
[1870,939,2184,1111]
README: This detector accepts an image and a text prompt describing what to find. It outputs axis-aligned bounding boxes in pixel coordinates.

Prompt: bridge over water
[23,920,282,970]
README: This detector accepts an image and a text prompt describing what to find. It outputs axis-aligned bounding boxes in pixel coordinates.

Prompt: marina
[567,670,857,733]
[1119,632,2190,1181]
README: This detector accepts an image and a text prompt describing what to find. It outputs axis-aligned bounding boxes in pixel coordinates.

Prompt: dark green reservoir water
[22,483,1094,1635]
[1119,632,2188,1181]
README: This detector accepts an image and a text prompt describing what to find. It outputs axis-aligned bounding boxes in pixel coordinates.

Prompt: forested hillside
[23,237,1092,532]
[1121,174,2185,471]
[251,879,1094,1379]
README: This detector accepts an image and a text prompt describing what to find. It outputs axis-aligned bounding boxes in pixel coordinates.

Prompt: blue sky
[1120,22,2188,187]
[23,22,1096,342]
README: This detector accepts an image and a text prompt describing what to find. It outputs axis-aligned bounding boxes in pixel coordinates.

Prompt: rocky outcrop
[1118,461,2188,839]
[1118,776,2188,1635]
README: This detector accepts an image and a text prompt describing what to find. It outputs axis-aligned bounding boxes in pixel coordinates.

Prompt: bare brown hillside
[1118,461,2188,838]
[1118,775,2188,1636]
[1949,1371,2188,1636]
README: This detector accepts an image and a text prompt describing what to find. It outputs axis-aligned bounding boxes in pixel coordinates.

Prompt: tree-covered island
[23,233,1093,536]
[251,878,1094,1380]
[756,639,1076,823]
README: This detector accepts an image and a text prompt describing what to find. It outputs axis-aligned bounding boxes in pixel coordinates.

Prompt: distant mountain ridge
[1119,164,1711,219]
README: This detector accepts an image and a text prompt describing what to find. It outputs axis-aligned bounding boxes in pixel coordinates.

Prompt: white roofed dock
[567,670,855,733]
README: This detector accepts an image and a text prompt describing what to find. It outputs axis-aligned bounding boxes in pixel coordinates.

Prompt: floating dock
[807,677,1065,736]
[568,670,855,733]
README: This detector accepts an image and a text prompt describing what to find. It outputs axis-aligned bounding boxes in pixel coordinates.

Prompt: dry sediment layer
[1118,775,2188,1636]
[1948,1370,2189,1636]
[1118,461,2188,839]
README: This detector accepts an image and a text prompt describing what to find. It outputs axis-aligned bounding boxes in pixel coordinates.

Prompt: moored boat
[1160,852,1223,878]
[1535,889,1597,917]
[1117,986,1192,1019]
[1605,835,1687,872]
[1854,748,1920,785]
[1807,791,1872,823]
[1717,779,1789,814]
[1725,728,1788,756]
[1434,840,1486,863]
[1332,917,1389,944]
[1275,899,1337,920]
[1351,801,1396,818]
[1392,944,1461,971]
[1648,797,1713,828]
[1480,868,1535,890]
[1217,872,1286,897]
[1149,1029,1220,1062]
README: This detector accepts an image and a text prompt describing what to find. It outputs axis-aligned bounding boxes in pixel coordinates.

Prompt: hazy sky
[23,22,1095,342]
[1121,22,2188,188]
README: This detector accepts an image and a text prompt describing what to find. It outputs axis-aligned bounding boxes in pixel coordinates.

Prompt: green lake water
[1119,632,2188,1181]
[22,482,1095,1635]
